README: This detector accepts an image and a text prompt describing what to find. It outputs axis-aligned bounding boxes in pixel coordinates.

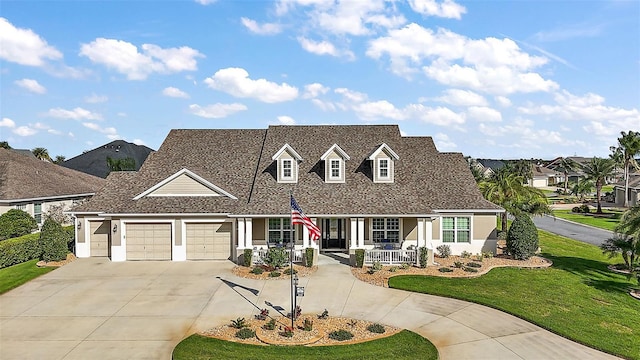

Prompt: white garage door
[186,222,231,260]
[90,221,110,257]
[126,223,172,260]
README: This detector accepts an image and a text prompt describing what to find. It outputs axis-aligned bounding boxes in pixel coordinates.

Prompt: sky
[1,0,639,161]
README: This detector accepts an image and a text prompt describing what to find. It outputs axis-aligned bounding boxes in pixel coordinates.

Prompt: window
[378,158,389,179]
[442,217,470,243]
[34,203,42,224]
[372,218,400,243]
[330,159,340,179]
[14,204,26,211]
[282,159,292,179]
[268,218,294,244]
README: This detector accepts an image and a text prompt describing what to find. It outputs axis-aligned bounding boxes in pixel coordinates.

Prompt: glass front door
[322,218,346,250]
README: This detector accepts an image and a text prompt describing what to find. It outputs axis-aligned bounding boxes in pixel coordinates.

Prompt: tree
[0,141,10,149]
[507,214,539,260]
[610,131,640,207]
[581,157,615,214]
[39,218,69,262]
[479,168,550,231]
[31,147,51,161]
[571,179,594,202]
[510,160,533,184]
[0,209,38,240]
[601,204,640,272]
[556,157,577,195]
[53,155,66,164]
[106,157,136,173]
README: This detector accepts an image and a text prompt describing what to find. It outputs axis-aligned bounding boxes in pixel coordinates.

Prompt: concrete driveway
[0,256,619,360]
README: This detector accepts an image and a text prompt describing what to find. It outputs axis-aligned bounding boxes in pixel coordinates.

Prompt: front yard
[389,230,640,360]
[552,209,622,231]
[0,259,55,295]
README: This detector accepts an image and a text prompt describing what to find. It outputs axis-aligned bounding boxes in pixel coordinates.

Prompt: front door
[322,218,346,250]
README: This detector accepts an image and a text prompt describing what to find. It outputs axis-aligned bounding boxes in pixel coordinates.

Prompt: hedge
[0,233,41,269]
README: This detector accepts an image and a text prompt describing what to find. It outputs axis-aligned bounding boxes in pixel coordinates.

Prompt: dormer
[272,144,303,183]
[368,143,399,183]
[320,144,350,183]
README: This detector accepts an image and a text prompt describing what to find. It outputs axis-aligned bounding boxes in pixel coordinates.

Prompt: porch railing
[253,248,303,265]
[364,249,416,265]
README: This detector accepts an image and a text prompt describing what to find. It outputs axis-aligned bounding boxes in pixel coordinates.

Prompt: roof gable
[272,144,303,161]
[320,144,350,161]
[133,168,237,200]
[368,143,399,161]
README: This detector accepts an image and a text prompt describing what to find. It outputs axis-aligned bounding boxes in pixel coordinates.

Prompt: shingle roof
[75,125,501,215]
[0,148,106,202]
[61,140,154,178]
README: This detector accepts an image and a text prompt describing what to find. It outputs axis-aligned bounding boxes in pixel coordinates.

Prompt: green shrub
[482,251,494,259]
[0,233,41,269]
[283,267,298,275]
[328,329,354,341]
[571,206,581,213]
[303,318,313,331]
[235,328,255,339]
[580,204,590,213]
[63,226,75,252]
[264,319,276,330]
[372,261,382,271]
[39,218,69,262]
[466,262,482,268]
[419,246,428,268]
[0,209,38,241]
[280,326,294,337]
[367,323,385,334]
[250,267,264,275]
[264,247,288,269]
[388,266,398,272]
[230,317,248,329]
[436,244,451,258]
[355,249,365,268]
[304,247,314,267]
[438,267,453,273]
[454,261,464,268]
[463,266,479,273]
[243,249,253,267]
[317,309,329,319]
[400,262,411,270]
[269,271,281,278]
[460,250,472,258]
[507,214,539,260]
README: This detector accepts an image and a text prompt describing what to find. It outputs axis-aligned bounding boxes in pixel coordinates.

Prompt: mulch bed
[36,253,77,267]
[232,263,317,280]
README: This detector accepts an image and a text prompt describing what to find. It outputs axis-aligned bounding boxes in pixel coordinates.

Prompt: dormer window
[368,143,399,183]
[320,144,350,183]
[272,144,303,183]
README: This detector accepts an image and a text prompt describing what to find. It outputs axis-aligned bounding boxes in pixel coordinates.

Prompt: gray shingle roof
[62,140,154,178]
[0,148,106,202]
[75,125,501,215]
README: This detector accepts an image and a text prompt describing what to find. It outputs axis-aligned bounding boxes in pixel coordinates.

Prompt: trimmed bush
[269,271,281,278]
[438,267,453,273]
[235,328,255,339]
[506,214,539,260]
[466,261,482,268]
[367,323,385,334]
[355,249,365,268]
[283,267,297,275]
[304,247,314,267]
[453,261,464,268]
[263,247,288,269]
[580,204,590,213]
[63,226,75,252]
[39,218,69,262]
[460,250,472,259]
[264,319,276,330]
[303,318,313,331]
[436,244,451,258]
[463,266,479,273]
[419,246,428,268]
[0,209,38,241]
[250,266,264,275]
[0,233,41,269]
[328,329,354,341]
[243,249,253,267]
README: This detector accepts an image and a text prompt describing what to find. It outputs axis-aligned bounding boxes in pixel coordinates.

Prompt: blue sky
[1,0,638,160]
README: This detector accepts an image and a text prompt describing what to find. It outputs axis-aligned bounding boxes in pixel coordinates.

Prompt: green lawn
[389,231,639,360]
[552,209,621,231]
[0,259,55,295]
[173,330,438,360]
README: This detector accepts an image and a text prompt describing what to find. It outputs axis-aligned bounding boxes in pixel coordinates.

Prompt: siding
[151,174,218,196]
[324,151,345,183]
[473,214,497,240]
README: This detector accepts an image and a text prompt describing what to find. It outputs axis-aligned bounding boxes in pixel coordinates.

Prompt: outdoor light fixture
[112,224,117,233]
[77,222,81,230]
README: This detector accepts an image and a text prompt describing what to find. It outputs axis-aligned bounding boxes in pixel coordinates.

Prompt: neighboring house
[471,159,505,178]
[614,172,640,207]
[0,148,106,225]
[528,165,562,188]
[62,140,154,178]
[71,125,503,263]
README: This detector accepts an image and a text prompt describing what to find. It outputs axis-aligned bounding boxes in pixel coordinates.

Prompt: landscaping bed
[232,263,317,280]
[36,253,76,267]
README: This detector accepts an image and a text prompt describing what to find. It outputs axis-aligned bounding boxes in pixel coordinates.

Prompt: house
[528,165,562,188]
[470,159,506,178]
[0,148,106,225]
[71,125,503,263]
[614,172,640,207]
[61,140,154,178]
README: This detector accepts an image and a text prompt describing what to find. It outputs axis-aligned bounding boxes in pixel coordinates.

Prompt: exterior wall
[403,218,417,241]
[372,152,394,183]
[615,188,625,206]
[276,152,298,183]
[151,174,217,195]
[324,151,345,183]
[473,214,498,240]
[3,197,87,226]
[615,187,640,206]
[252,218,267,247]
[432,217,440,240]
[429,214,499,255]
[530,178,548,188]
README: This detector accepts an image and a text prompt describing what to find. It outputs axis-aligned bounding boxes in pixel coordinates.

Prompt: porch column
[245,218,253,249]
[417,218,425,248]
[350,218,358,249]
[310,218,319,249]
[425,218,434,266]
[357,218,365,248]
[302,220,310,248]
[237,218,246,249]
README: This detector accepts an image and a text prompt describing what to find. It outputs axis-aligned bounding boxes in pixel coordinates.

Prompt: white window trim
[378,158,390,180]
[329,159,342,180]
[280,158,295,181]
[440,216,472,243]
[370,217,402,243]
[266,218,296,244]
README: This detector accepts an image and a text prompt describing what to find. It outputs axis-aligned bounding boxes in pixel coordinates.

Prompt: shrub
[283,267,298,275]
[0,209,38,241]
[328,329,354,341]
[255,308,269,320]
[453,261,464,268]
[466,262,482,268]
[304,247,314,267]
[318,309,329,319]
[235,328,255,339]
[438,267,453,273]
[287,305,302,320]
[460,250,472,258]
[367,323,385,334]
[250,267,264,275]
[303,318,313,331]
[264,247,288,269]
[507,214,539,260]
[243,249,253,267]
[400,262,411,270]
[388,266,398,272]
[463,266,479,273]
[39,218,69,262]
[419,246,428,268]
[264,319,276,330]
[572,206,581,213]
[497,230,507,240]
[269,271,281,278]
[0,233,41,269]
[580,204,590,213]
[355,249,365,268]
[230,317,248,329]
[280,326,294,338]
[63,226,75,252]
[482,251,494,259]
[436,244,451,258]
[371,261,382,272]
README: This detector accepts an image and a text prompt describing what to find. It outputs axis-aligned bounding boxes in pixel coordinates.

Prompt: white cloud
[79,38,204,80]
[85,93,108,103]
[303,83,330,99]
[298,37,355,59]
[132,139,147,146]
[466,106,502,122]
[162,86,190,98]
[241,17,282,35]
[277,115,296,125]
[13,126,37,136]
[433,133,457,151]
[407,104,466,126]
[311,98,337,111]
[14,78,46,94]
[47,128,63,135]
[82,122,119,139]
[495,96,512,107]
[0,117,16,128]
[352,100,405,121]
[188,103,248,118]
[335,88,368,103]
[408,0,466,19]
[533,22,604,42]
[435,89,487,107]
[195,0,217,4]
[0,17,62,66]
[204,67,298,103]
[45,107,103,120]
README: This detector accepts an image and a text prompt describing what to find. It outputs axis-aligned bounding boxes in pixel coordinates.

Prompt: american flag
[291,196,321,242]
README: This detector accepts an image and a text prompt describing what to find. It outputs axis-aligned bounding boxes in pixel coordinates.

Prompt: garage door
[186,222,231,260]
[126,223,172,260]
[90,221,110,257]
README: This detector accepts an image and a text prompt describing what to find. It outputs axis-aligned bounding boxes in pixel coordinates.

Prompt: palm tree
[0,141,10,149]
[571,179,594,202]
[581,157,615,214]
[31,147,51,161]
[557,157,577,195]
[602,204,640,272]
[611,131,640,207]
[53,155,66,164]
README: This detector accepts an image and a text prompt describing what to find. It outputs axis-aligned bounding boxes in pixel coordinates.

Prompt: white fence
[253,248,303,265]
[364,249,416,265]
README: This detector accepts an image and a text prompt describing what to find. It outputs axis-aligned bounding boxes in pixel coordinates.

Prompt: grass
[389,230,640,360]
[552,209,621,231]
[173,330,438,360]
[0,259,55,295]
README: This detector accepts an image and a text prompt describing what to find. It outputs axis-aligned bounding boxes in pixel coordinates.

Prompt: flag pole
[289,190,295,331]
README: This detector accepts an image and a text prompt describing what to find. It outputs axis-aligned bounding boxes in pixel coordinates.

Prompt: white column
[310,218,319,249]
[349,218,357,249]
[245,218,253,249]
[237,218,245,249]
[357,218,365,248]
[417,218,425,248]
[425,219,433,248]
